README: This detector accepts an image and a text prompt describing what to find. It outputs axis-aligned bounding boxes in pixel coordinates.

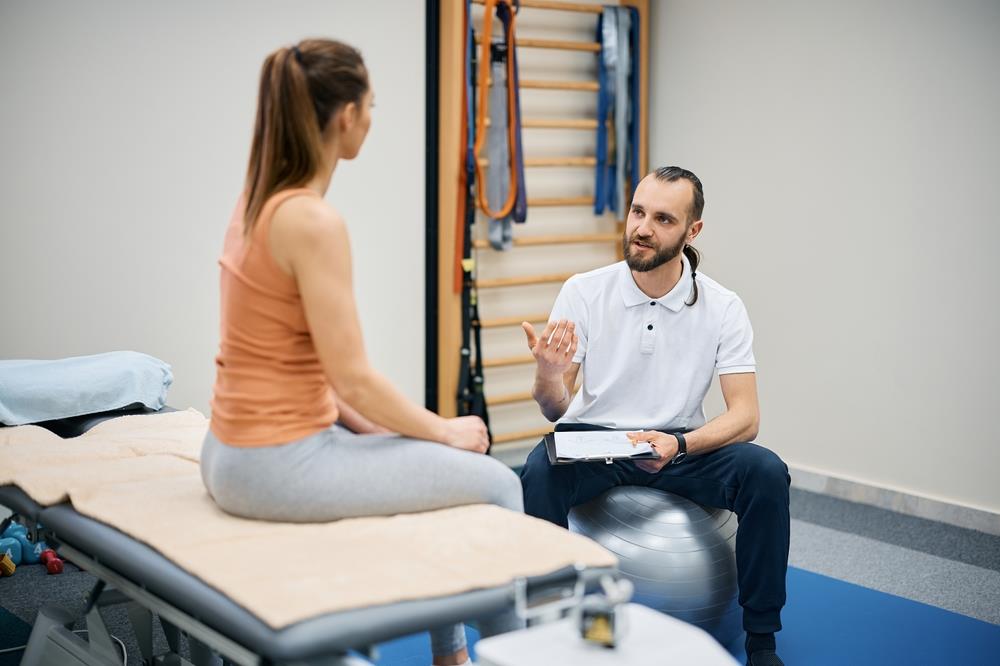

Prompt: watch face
[672,452,687,465]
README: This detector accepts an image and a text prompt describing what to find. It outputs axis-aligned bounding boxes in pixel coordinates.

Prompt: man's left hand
[626,430,679,473]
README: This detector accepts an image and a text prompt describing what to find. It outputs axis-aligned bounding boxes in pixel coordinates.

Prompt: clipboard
[543,431,660,465]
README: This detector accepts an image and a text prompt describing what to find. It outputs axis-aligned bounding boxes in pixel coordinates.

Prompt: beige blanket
[0,411,616,628]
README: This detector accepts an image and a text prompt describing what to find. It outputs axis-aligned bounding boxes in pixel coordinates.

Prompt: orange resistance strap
[474,0,519,220]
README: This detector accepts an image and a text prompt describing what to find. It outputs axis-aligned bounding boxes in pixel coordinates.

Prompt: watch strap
[671,432,687,464]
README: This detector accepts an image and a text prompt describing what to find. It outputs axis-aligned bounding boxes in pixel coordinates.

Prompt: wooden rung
[483,79,599,92]
[525,118,600,130]
[515,232,619,245]
[493,426,551,445]
[480,314,548,328]
[486,383,581,407]
[477,272,574,288]
[514,232,619,245]
[528,156,596,167]
[477,156,597,167]
[473,0,603,15]
[474,34,600,53]
[522,79,600,92]
[516,37,601,52]
[481,354,534,369]
[484,117,600,130]
[527,195,594,207]
[487,390,534,406]
[473,232,618,249]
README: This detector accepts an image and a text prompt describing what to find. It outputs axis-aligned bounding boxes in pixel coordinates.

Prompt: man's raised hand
[522,319,578,378]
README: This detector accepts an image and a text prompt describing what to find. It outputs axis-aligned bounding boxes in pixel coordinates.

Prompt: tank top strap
[239,188,322,293]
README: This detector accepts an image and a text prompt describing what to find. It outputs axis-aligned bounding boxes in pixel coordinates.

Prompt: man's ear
[688,219,704,243]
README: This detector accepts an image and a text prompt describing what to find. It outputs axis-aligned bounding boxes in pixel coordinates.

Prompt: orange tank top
[209,189,339,446]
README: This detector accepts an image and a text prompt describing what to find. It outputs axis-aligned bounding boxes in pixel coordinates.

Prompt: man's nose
[634,217,655,237]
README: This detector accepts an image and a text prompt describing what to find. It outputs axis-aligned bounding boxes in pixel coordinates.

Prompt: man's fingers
[538,320,557,348]
[555,321,575,351]
[546,320,575,353]
[547,320,567,347]
[521,322,538,350]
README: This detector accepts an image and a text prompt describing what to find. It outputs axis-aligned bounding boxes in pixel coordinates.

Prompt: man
[519,166,789,666]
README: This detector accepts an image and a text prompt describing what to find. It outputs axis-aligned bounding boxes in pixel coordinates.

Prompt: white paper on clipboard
[553,430,656,461]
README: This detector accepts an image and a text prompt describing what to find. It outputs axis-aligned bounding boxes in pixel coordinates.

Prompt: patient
[202,39,521,666]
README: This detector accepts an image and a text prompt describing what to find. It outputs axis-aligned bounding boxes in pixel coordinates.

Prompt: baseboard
[789,464,1000,537]
[493,447,1000,536]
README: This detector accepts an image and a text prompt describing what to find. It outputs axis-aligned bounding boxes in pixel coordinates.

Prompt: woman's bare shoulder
[270,193,349,272]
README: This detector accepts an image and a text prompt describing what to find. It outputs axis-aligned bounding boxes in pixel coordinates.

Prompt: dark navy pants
[520,426,790,634]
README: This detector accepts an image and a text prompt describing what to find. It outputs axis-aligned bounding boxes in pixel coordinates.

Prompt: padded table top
[37,501,610,661]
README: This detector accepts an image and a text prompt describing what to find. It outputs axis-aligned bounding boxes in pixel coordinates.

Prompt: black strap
[456,13,493,448]
[671,432,688,464]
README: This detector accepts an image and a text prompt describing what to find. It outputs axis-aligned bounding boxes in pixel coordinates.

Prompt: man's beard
[623,231,687,272]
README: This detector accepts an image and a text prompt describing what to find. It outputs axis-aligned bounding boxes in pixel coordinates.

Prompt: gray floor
[789,487,1000,571]
[0,560,184,665]
[787,487,1000,626]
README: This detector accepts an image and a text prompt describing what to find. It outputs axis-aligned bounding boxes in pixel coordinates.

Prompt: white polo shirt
[549,254,755,430]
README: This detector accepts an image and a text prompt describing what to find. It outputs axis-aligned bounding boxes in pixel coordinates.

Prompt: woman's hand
[443,416,490,454]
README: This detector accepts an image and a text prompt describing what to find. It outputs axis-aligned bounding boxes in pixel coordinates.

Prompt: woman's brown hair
[243,39,368,234]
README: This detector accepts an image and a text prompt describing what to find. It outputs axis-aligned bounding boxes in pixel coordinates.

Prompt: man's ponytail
[683,243,701,306]
[652,166,705,308]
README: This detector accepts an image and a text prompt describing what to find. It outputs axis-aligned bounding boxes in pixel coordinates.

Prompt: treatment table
[0,410,616,666]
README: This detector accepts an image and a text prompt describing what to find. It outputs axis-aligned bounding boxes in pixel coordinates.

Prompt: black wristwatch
[671,432,688,465]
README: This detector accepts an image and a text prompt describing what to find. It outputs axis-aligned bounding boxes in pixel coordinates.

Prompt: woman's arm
[269,196,487,451]
[336,395,391,434]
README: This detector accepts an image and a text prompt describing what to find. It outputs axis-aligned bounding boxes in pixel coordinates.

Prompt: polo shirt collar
[619,253,692,312]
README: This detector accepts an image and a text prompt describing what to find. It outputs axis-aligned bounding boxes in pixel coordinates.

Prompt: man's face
[623,176,700,273]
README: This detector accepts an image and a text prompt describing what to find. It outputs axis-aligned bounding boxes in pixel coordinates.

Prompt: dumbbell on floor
[40,549,64,575]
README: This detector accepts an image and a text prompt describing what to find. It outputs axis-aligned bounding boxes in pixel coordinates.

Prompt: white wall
[650,0,1000,514]
[0,1,426,415]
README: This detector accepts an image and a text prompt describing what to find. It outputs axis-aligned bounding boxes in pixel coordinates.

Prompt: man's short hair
[652,166,705,222]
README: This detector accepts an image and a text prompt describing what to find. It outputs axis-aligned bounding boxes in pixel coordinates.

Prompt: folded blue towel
[0,351,173,426]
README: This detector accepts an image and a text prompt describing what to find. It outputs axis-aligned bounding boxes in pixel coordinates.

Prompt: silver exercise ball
[568,485,742,646]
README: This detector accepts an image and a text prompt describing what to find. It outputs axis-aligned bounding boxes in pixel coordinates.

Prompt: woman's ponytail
[243,40,368,234]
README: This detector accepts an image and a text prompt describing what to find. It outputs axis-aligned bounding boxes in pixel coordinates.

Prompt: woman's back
[210,189,338,446]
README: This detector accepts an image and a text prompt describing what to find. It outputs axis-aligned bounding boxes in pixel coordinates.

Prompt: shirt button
[650,301,656,306]
[647,324,653,330]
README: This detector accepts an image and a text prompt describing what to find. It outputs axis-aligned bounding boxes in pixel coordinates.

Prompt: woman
[201,39,523,666]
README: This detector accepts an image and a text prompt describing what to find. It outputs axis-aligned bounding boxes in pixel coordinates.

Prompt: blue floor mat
[369,567,1000,665]
[779,567,1000,665]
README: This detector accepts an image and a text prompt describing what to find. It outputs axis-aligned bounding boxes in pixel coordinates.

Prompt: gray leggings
[201,425,525,656]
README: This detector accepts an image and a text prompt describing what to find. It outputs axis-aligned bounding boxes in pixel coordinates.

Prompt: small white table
[475,603,739,666]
